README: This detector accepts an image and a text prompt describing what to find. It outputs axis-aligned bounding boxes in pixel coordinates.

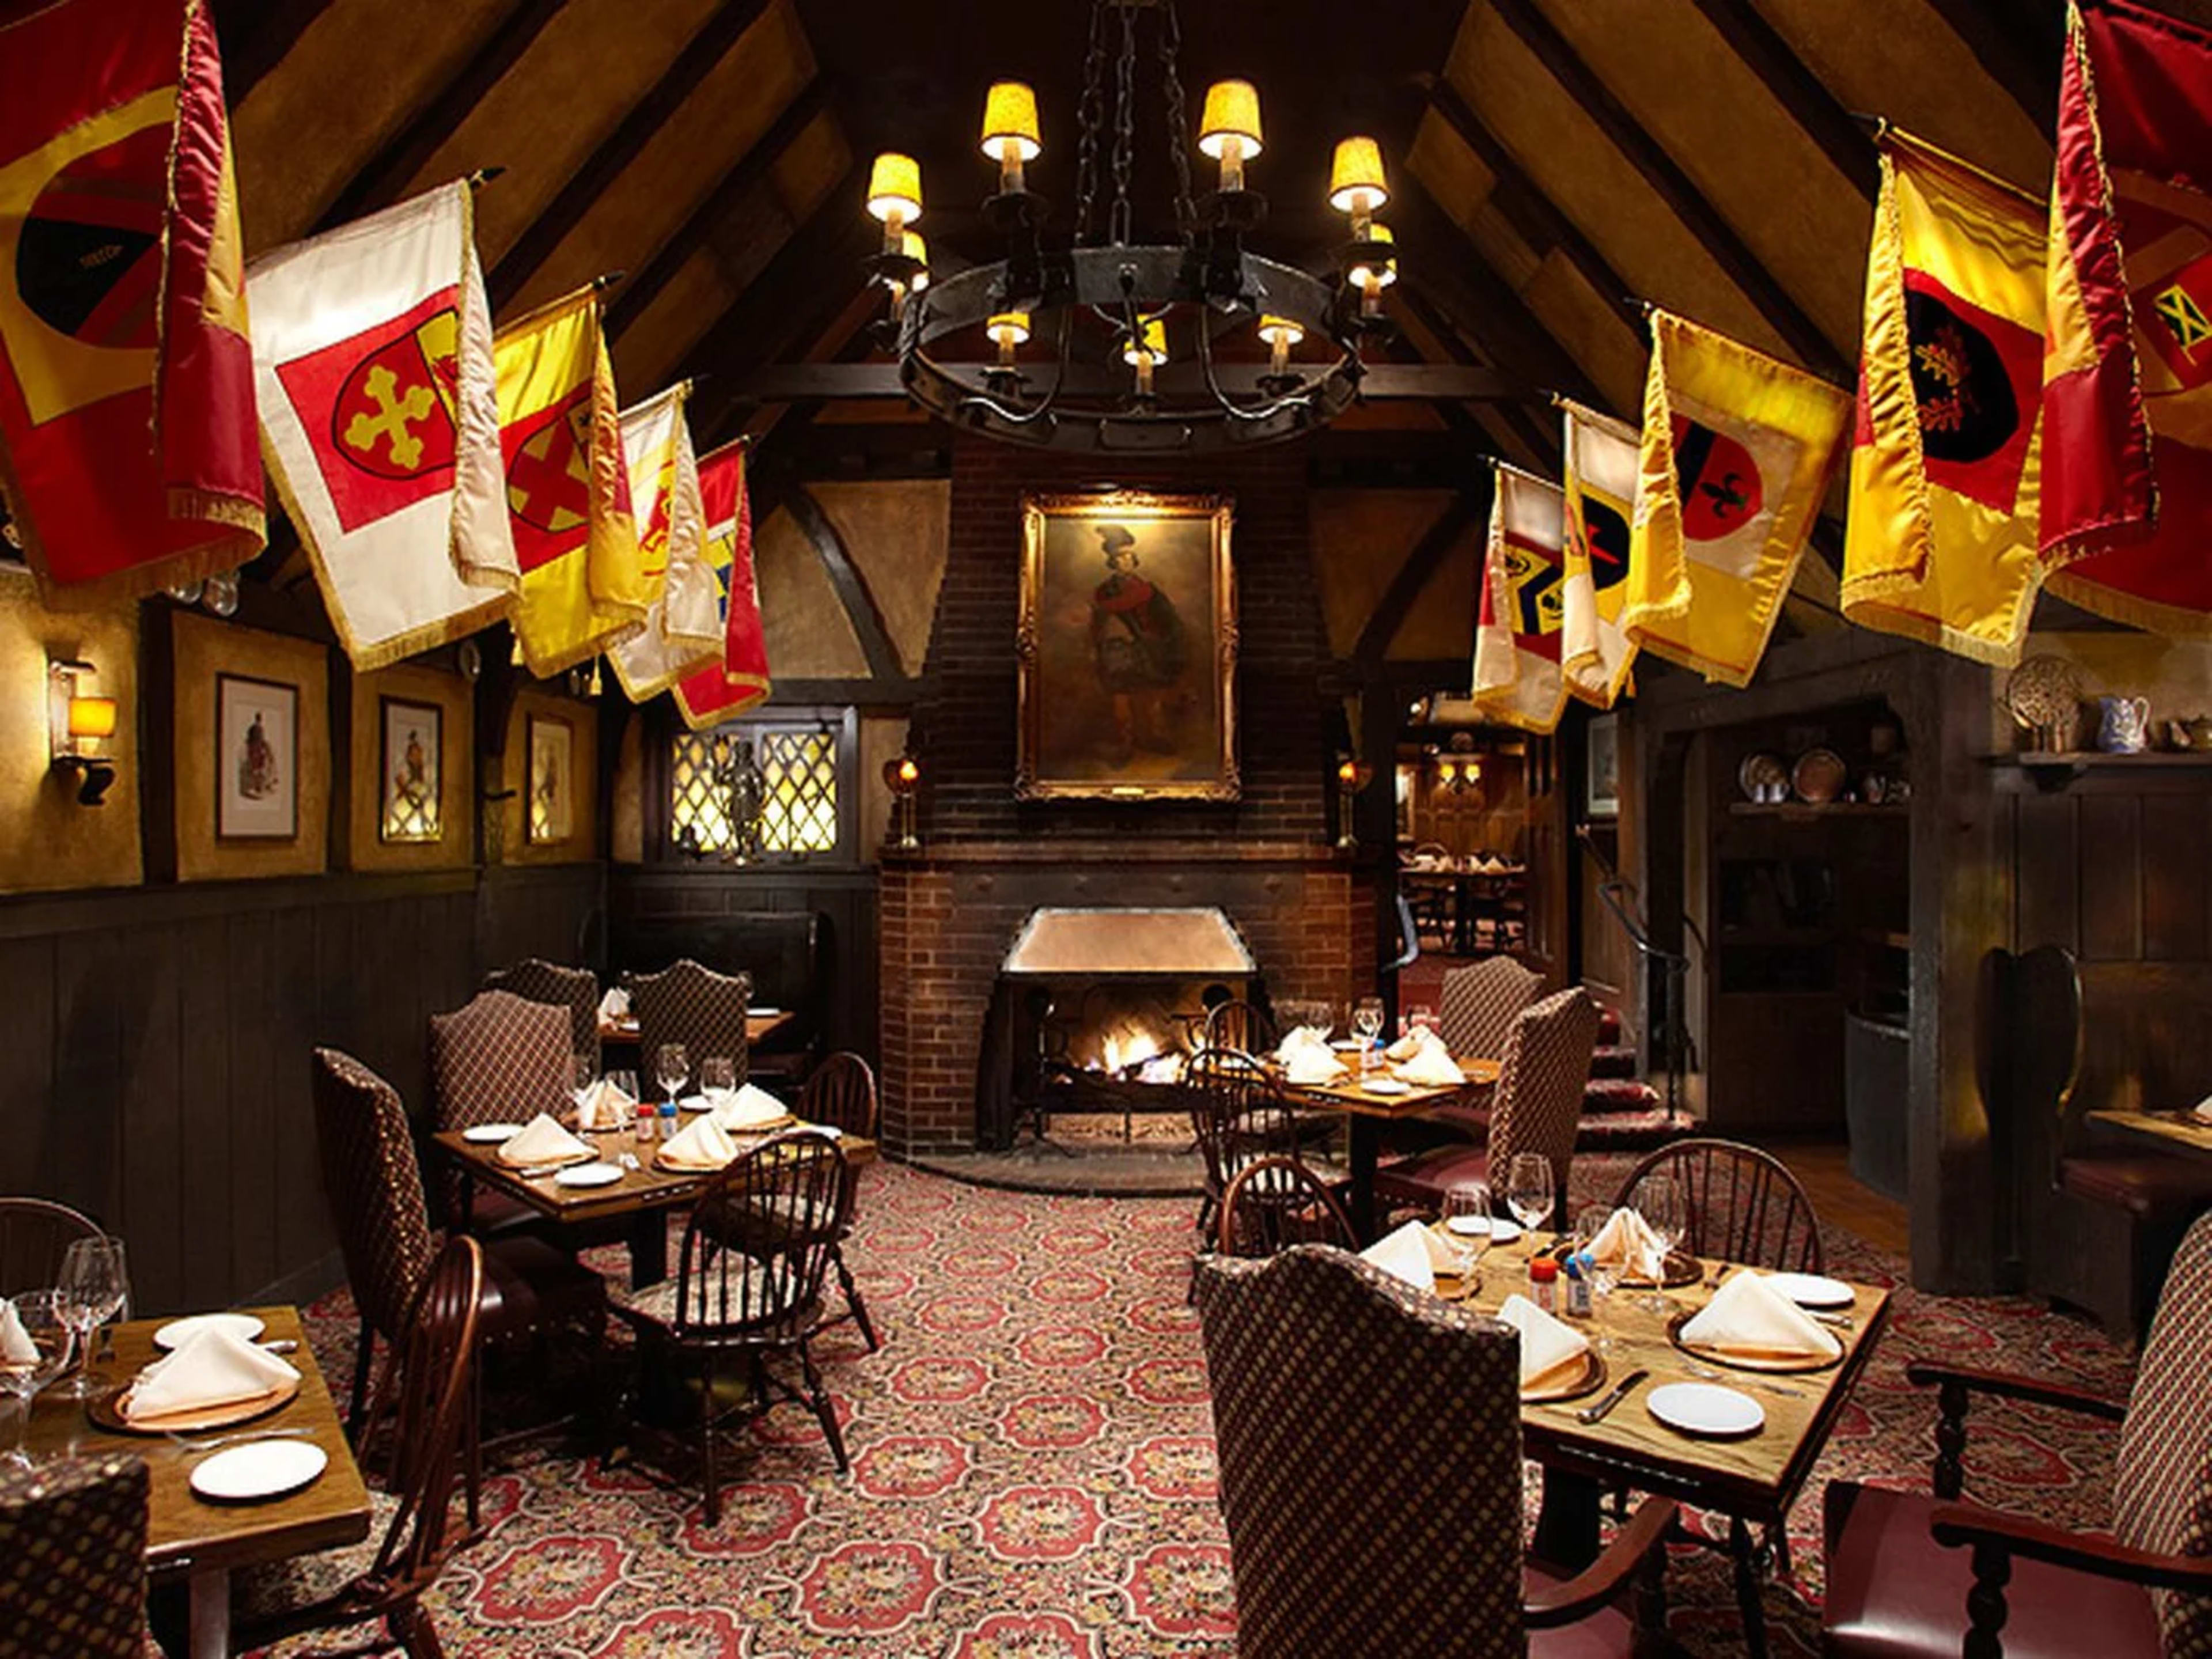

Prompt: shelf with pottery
[1725,801,1907,819]
[1983,749,2212,791]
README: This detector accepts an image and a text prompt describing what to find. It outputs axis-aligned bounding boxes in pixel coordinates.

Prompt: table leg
[627,1209,669,1290]
[1454,878,1474,956]
[188,1565,230,1659]
[1531,1468,1603,1570]
[1729,1514,1772,1659]
[1347,1114,1381,1243]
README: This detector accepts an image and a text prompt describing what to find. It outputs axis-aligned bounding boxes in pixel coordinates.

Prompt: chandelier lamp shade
[862,0,1403,453]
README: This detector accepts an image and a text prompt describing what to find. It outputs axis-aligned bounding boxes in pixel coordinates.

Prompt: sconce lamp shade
[1122,313,1168,366]
[67,696,117,741]
[1197,80,1263,160]
[901,231,930,289]
[1328,135,1389,211]
[884,755,922,794]
[866,152,924,222]
[987,311,1031,346]
[1349,224,1397,289]
[1255,313,1304,347]
[980,81,1043,161]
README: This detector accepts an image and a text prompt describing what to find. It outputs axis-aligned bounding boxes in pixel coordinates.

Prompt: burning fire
[1099,1031,1162,1075]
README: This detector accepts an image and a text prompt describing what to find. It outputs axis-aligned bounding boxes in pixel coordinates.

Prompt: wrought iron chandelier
[861,0,1401,453]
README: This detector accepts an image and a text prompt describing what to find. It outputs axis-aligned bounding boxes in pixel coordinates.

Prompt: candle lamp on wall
[47,657,118,805]
[884,751,923,851]
[1334,754,1373,852]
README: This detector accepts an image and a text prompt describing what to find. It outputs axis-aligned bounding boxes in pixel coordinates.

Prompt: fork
[164,1426,316,1454]
[1681,1362,1807,1400]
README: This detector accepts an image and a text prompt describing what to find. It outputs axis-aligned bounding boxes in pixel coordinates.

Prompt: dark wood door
[1521,733,1570,989]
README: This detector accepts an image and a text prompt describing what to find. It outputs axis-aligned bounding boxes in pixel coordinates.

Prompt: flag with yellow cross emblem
[251,181,516,669]
[609,380,723,701]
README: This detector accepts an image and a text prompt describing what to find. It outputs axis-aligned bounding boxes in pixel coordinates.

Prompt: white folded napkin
[0,1299,37,1366]
[2192,1094,2212,1125]
[1680,1271,1840,1362]
[497,1112,592,1167]
[1393,1029,1466,1087]
[1283,1045,1349,1085]
[659,1114,740,1171]
[713,1081,790,1132]
[1494,1292,1592,1389]
[1272,1026,1330,1065]
[1384,1028,1426,1063]
[1359,1219,1456,1293]
[573,1077,635,1131]
[126,1326,298,1422]
[597,987,630,1020]
[1589,1208,1670,1286]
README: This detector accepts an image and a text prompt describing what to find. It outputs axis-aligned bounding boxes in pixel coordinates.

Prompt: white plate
[749,1006,785,1017]
[1646,1381,1765,1438]
[555,1162,623,1189]
[463,1123,524,1145]
[1441,1216,1520,1243]
[677,1094,715,1113]
[1328,1037,1366,1052]
[1362,1077,1412,1096]
[1762,1272,1854,1309]
[153,1313,266,1352]
[191,1438,328,1502]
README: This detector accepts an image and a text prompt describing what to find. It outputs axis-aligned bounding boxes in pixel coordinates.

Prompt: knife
[1576,1367,1648,1424]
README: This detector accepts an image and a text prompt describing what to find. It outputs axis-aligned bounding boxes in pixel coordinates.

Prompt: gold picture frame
[1016,491,1238,801]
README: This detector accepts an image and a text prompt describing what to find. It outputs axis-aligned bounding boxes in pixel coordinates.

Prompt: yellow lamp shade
[900,230,929,290]
[980,81,1042,161]
[1122,313,1168,365]
[67,695,116,741]
[987,311,1031,346]
[1328,135,1390,211]
[866,152,923,223]
[1197,79,1263,160]
[1256,313,1305,347]
[1350,223,1397,289]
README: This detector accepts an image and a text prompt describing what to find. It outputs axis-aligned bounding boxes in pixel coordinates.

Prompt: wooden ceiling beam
[1685,0,1879,203]
[722,361,1520,402]
[490,0,774,308]
[1921,0,2061,142]
[769,481,905,684]
[312,0,569,233]
[1487,0,1849,378]
[607,78,834,342]
[215,0,341,105]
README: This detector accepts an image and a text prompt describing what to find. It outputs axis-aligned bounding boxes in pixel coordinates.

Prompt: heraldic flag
[1844,128,2048,666]
[1558,400,1642,707]
[0,0,263,599]
[673,440,772,729]
[1621,310,1853,687]
[1472,464,1570,734]
[610,381,724,702]
[252,182,516,669]
[2041,0,2212,632]
[494,287,647,677]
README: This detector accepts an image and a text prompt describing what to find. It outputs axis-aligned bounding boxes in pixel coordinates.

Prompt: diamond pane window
[669,725,841,858]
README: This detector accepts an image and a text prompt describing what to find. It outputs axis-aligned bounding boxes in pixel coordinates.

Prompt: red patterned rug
[256,1156,2139,1658]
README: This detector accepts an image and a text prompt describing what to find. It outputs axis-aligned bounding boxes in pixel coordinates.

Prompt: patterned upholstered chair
[482,958,602,1072]
[1195,1247,1676,1657]
[237,1236,484,1659]
[0,1196,103,1294]
[800,1052,882,1353]
[1217,1156,1357,1259]
[429,990,575,1233]
[608,1130,850,1523]
[1373,986,1601,1214]
[1824,1206,2212,1657]
[624,959,752,1088]
[1612,1138,1823,1274]
[0,1454,147,1658]
[1185,1047,1350,1251]
[1438,956,1543,1062]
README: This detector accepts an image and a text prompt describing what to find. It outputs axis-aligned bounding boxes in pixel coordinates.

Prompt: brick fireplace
[876,436,1377,1152]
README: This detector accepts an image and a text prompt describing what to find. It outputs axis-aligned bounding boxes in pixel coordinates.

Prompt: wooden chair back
[1437,956,1542,1060]
[366,1236,484,1591]
[0,1198,101,1297]
[1184,1047,1308,1196]
[1202,999,1277,1057]
[1217,1156,1356,1259]
[482,958,601,1070]
[310,1048,438,1344]
[428,990,573,1132]
[1484,986,1601,1205]
[1612,1137,1824,1273]
[799,1052,879,1137]
[626,959,753,1087]
[2116,1207,2212,1654]
[673,1131,847,1338]
[0,1453,147,1658]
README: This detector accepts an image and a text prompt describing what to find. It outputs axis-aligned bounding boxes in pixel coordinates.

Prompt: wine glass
[1637,1174,1688,1311]
[54,1238,126,1399]
[1352,998,1385,1071]
[656,1044,691,1111]
[608,1068,639,1107]
[1442,1184,1492,1278]
[1506,1153,1556,1241]
[0,1291,72,1466]
[700,1056,736,1110]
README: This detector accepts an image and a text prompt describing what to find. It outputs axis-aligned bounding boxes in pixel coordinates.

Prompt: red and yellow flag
[2041,0,2212,631]
[609,381,722,702]
[1844,128,2048,666]
[1471,464,1570,734]
[495,288,647,677]
[674,441,772,729]
[0,0,263,599]
[1558,400,1642,707]
[1622,310,1853,687]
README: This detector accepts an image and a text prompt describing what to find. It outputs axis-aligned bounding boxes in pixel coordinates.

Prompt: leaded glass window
[669,724,842,859]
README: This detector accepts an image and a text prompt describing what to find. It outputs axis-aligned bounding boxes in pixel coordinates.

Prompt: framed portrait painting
[216,673,298,840]
[379,696,442,843]
[1016,491,1237,801]
[1586,712,1620,819]
[528,715,574,844]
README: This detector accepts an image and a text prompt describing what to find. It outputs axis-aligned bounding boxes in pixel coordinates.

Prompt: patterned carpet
[253,1154,2141,1658]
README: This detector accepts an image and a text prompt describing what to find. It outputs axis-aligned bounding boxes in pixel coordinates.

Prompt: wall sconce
[883,752,922,851]
[1433,755,1482,796]
[1334,755,1373,852]
[47,658,118,805]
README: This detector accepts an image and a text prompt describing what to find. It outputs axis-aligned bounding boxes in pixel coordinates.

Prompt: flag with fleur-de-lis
[250,181,517,669]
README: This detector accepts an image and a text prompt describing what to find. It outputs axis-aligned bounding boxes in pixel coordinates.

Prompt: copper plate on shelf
[1791,747,1847,804]
[1738,751,1789,802]
[1665,1310,1844,1375]
[92,1374,301,1436]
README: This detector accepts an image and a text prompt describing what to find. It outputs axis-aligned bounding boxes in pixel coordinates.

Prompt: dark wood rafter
[1387,286,1555,467]
[768,480,907,686]
[214,0,342,105]
[1684,0,1880,203]
[1487,0,1850,378]
[1354,486,1488,667]
[607,79,834,340]
[721,362,1518,402]
[735,281,887,453]
[311,0,569,233]
[491,0,775,308]
[1920,0,2062,142]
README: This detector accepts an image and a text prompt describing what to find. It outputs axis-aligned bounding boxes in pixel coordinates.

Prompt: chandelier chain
[1108,0,1138,247]
[1071,0,1108,247]
[1155,0,1196,242]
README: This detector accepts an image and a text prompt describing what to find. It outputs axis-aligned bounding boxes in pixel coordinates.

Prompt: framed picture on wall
[1586,713,1620,819]
[528,715,574,844]
[216,673,299,840]
[378,697,442,843]
[1016,490,1238,801]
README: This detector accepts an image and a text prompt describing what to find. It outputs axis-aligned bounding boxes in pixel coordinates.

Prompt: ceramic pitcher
[2098,694,2151,753]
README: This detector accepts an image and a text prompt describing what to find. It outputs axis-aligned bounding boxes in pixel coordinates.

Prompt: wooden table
[597,1010,797,1051]
[1449,1232,1889,1659]
[22,1306,372,1659]
[1403,864,1527,955]
[1285,1058,1501,1240]
[434,1119,877,1289]
[2086,1106,2212,1165]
